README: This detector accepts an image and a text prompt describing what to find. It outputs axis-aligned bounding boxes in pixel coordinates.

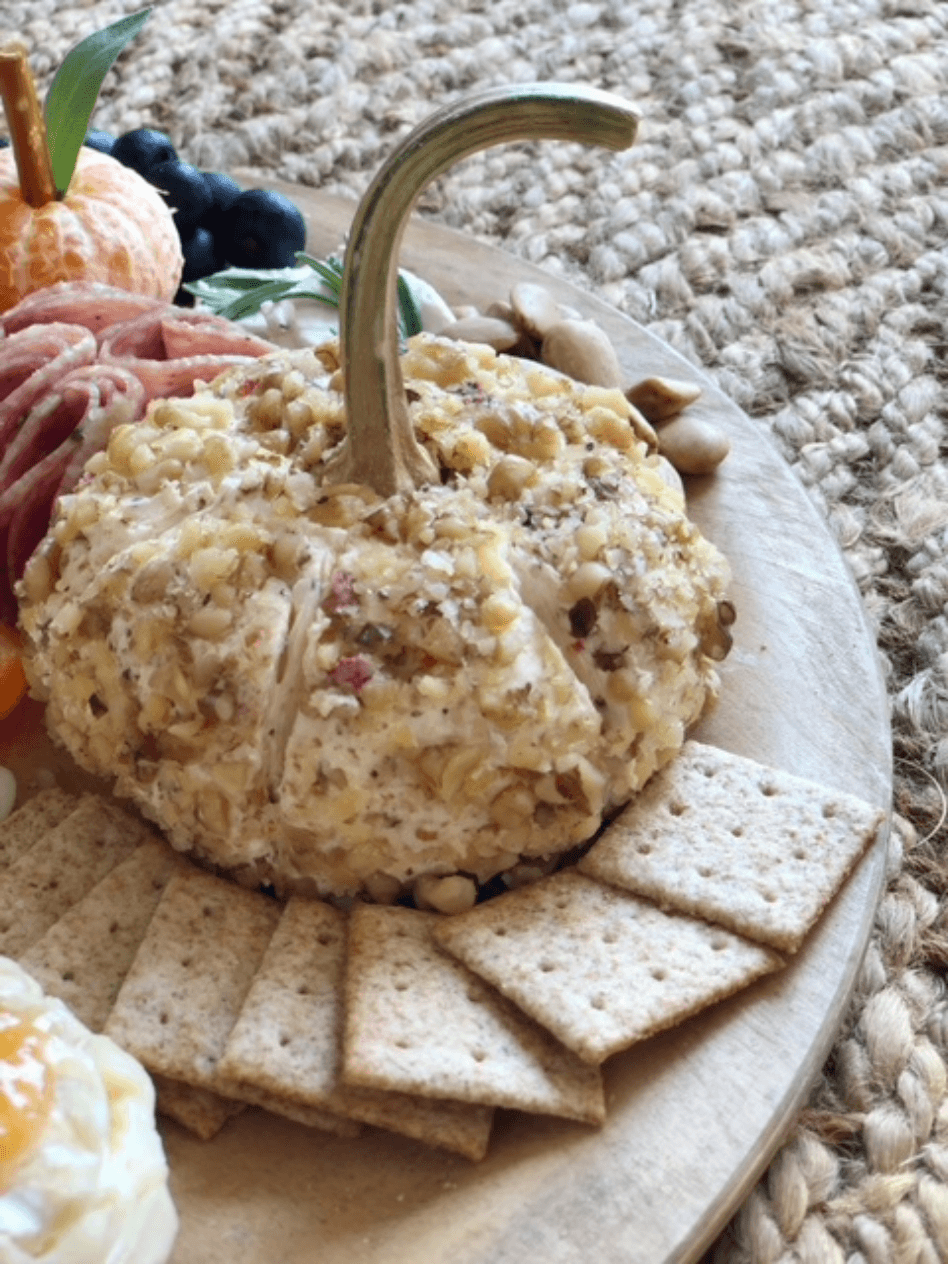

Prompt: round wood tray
[12,187,892,1264]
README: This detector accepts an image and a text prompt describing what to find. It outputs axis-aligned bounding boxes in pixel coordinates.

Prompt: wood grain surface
[7,186,891,1264]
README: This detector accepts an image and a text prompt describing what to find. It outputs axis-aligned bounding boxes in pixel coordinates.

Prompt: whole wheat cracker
[103,867,282,1088]
[18,834,187,1032]
[0,788,78,870]
[343,903,605,1125]
[578,741,886,953]
[0,794,154,957]
[216,897,492,1160]
[434,869,784,1065]
[152,1073,247,1141]
[214,1078,361,1138]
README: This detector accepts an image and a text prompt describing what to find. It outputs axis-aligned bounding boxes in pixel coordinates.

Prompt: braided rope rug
[6,0,948,1258]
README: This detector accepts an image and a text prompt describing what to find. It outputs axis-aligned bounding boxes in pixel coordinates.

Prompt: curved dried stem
[325,83,640,498]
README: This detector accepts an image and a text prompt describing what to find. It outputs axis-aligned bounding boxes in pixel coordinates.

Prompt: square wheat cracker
[18,835,187,1031]
[343,903,604,1125]
[578,740,885,953]
[152,1074,247,1141]
[104,867,281,1088]
[216,897,493,1160]
[0,788,78,869]
[434,870,783,1064]
[0,794,154,957]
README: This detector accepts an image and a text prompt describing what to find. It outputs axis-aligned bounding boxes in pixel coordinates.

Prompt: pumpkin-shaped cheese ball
[20,334,731,897]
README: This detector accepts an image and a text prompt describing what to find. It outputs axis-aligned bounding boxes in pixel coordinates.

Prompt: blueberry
[83,129,116,156]
[220,188,306,269]
[198,171,243,237]
[180,225,223,283]
[111,128,178,179]
[147,159,213,235]
[0,137,9,150]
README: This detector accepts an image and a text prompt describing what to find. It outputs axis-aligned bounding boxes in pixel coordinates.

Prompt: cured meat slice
[98,309,278,402]
[0,281,165,338]
[0,324,97,451]
[0,282,277,616]
[0,365,145,618]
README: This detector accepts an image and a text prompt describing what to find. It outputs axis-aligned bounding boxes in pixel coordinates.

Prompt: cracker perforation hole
[590,995,606,1010]
[668,801,687,817]
[760,783,778,797]
[539,960,556,973]
[297,985,310,996]
[471,1048,487,1063]
[279,1034,291,1048]
[651,967,667,981]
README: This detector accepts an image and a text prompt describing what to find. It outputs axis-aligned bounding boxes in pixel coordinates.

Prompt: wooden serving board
[12,187,891,1264]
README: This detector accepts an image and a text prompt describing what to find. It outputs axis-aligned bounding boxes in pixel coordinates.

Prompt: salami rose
[0,282,277,615]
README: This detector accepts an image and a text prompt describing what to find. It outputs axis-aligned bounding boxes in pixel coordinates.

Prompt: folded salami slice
[0,281,277,616]
[0,324,98,452]
[97,308,277,401]
[0,281,166,338]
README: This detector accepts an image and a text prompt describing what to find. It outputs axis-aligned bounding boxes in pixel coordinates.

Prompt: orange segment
[0,147,183,312]
[0,1012,53,1186]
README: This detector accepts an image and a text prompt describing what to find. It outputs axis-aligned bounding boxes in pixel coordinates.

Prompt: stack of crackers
[0,742,884,1161]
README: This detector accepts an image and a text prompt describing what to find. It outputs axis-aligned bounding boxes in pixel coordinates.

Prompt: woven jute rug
[5,0,948,1258]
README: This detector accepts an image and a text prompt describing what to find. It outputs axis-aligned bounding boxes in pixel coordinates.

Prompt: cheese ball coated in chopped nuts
[20,335,730,898]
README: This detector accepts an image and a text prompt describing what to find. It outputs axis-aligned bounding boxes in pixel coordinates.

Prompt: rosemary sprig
[185,252,425,337]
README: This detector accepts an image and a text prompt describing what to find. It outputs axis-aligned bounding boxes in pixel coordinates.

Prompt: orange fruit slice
[0,146,184,312]
[0,625,27,719]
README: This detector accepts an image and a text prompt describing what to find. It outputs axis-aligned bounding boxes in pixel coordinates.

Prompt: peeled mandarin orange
[0,625,27,719]
[0,146,184,312]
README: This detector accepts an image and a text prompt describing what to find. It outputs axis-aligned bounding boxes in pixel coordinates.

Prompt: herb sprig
[185,253,425,338]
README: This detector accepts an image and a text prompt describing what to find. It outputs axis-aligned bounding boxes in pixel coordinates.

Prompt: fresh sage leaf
[397,273,424,338]
[44,7,152,195]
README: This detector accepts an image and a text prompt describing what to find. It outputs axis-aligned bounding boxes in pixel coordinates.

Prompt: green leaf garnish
[396,273,424,338]
[186,252,427,339]
[44,7,152,195]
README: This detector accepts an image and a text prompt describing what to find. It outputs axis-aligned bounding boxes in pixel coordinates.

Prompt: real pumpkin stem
[0,44,57,208]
